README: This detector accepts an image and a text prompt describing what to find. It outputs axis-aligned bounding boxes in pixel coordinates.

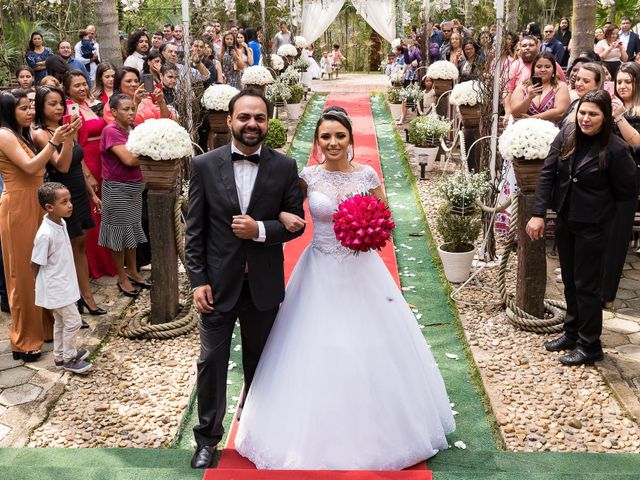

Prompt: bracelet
[614,116,625,124]
[47,140,60,149]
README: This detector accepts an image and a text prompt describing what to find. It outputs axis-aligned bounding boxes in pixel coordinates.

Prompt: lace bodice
[300,165,381,258]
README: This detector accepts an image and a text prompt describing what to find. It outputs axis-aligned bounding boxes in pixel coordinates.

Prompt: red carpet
[203,94,429,480]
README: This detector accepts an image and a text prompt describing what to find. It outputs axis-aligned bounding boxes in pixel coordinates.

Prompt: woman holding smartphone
[221,31,244,89]
[510,52,570,123]
[596,24,628,78]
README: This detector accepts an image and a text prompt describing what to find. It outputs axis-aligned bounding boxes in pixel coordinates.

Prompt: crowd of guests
[1,18,308,369]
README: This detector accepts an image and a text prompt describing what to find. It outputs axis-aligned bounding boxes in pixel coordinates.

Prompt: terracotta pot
[458,104,481,129]
[207,110,230,150]
[512,157,545,193]
[139,157,181,191]
[433,79,453,97]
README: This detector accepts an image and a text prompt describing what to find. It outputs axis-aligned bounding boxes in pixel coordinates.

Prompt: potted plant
[387,84,403,122]
[277,43,299,66]
[266,80,291,106]
[426,60,459,97]
[498,118,559,192]
[126,118,194,191]
[407,114,451,171]
[201,84,239,149]
[279,65,301,85]
[450,80,483,129]
[400,83,423,114]
[264,118,288,150]
[241,65,274,95]
[294,56,312,87]
[284,83,305,120]
[435,170,489,282]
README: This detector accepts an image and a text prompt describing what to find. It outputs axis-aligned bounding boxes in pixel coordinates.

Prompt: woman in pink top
[595,24,629,78]
[98,93,148,298]
[102,66,173,126]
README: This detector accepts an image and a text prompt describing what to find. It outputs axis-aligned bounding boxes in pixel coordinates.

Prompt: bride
[234,106,455,470]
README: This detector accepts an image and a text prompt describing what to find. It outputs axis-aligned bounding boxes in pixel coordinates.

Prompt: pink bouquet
[333,194,396,254]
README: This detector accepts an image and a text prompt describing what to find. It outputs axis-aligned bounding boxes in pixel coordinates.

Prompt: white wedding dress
[235,165,455,470]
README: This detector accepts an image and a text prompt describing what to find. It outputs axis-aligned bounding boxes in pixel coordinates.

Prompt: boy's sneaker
[55,349,89,369]
[63,359,92,374]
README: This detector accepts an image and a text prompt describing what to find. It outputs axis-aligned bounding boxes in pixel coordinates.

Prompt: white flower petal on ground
[445,353,459,360]
[454,440,467,449]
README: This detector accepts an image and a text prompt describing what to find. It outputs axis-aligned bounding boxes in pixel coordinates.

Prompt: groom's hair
[228,89,272,117]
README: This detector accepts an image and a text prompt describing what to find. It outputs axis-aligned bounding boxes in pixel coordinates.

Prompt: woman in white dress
[305,45,322,79]
[234,106,455,470]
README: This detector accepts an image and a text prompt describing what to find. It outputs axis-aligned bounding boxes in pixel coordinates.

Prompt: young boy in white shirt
[31,183,91,374]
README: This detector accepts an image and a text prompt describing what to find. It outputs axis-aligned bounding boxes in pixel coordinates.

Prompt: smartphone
[143,74,155,94]
[67,103,79,117]
[603,81,615,98]
[531,76,542,87]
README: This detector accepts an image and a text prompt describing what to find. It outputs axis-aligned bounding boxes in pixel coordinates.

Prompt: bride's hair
[311,106,355,164]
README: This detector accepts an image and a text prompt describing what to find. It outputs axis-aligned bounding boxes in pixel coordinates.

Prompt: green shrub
[435,204,482,253]
[386,86,403,104]
[288,83,305,104]
[264,119,288,149]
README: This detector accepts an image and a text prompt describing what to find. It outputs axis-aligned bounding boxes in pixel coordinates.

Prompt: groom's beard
[231,125,267,148]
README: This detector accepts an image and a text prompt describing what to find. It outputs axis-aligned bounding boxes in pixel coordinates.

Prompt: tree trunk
[369,30,381,72]
[505,0,519,32]
[95,0,122,67]
[569,0,596,64]
[464,0,475,27]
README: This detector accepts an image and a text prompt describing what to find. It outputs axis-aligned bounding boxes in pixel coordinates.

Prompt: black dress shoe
[544,334,577,352]
[128,276,152,289]
[77,297,107,316]
[80,320,90,329]
[191,445,216,469]
[117,282,139,298]
[559,347,604,366]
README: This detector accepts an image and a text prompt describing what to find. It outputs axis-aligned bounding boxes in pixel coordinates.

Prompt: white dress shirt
[620,30,631,51]
[230,142,266,242]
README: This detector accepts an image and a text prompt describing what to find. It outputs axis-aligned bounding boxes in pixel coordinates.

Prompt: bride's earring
[320,154,326,164]
[347,145,354,162]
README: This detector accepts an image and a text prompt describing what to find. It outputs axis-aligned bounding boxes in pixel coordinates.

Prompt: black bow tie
[232,152,260,164]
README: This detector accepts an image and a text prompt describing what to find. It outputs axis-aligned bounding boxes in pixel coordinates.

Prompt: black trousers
[556,217,606,354]
[193,280,278,447]
[601,198,637,302]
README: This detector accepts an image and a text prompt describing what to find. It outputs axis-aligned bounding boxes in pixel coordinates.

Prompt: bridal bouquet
[427,60,459,80]
[449,81,483,106]
[277,44,298,58]
[270,54,285,71]
[126,118,193,160]
[242,66,275,86]
[333,194,395,254]
[294,36,308,49]
[201,84,240,111]
[498,118,559,161]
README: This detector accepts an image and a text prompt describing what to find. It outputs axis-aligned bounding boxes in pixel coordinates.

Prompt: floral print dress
[222,51,242,89]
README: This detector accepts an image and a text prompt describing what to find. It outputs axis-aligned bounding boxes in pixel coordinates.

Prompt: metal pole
[489,0,504,182]
[181,0,193,133]
[424,0,432,67]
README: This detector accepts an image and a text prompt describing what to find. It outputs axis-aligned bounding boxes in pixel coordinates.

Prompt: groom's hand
[231,215,259,239]
[194,285,215,314]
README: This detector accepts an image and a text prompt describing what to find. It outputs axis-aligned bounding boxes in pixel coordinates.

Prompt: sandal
[12,350,42,362]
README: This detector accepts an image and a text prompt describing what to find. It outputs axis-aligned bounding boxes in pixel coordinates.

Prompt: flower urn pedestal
[433,79,453,97]
[458,105,481,129]
[285,102,303,121]
[301,71,312,87]
[512,156,547,318]
[388,102,403,122]
[207,110,230,151]
[438,244,476,283]
[139,157,181,323]
[244,83,267,95]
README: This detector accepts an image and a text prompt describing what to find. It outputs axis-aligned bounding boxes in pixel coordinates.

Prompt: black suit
[626,31,640,61]
[533,126,637,353]
[185,143,305,447]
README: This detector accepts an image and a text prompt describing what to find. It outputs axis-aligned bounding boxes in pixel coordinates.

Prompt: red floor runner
[203,94,429,480]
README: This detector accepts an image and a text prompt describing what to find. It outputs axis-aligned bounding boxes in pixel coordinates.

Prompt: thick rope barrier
[117,196,199,340]
[492,193,566,333]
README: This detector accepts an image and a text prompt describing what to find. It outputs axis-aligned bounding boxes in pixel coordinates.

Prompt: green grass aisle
[173,95,328,455]
[370,94,640,479]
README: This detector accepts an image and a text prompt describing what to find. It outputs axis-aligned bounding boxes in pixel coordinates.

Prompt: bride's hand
[279,211,306,232]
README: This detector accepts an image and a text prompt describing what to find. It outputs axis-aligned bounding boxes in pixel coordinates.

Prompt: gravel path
[411,155,640,453]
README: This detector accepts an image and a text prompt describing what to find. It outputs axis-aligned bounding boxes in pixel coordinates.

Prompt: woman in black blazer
[526,90,638,366]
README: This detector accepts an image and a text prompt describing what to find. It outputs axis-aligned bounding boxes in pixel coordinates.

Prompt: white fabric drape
[351,0,396,44]
[301,0,346,45]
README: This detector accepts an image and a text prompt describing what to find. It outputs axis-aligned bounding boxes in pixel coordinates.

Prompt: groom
[185,89,305,468]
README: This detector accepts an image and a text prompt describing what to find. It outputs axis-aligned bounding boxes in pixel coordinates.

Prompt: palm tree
[569,0,596,63]
[95,0,122,67]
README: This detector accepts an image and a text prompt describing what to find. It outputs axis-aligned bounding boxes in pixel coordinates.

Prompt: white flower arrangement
[277,43,298,57]
[242,66,275,86]
[201,84,240,111]
[408,114,452,147]
[498,118,560,161]
[391,38,402,50]
[427,60,459,80]
[400,83,423,105]
[126,119,193,161]
[266,81,292,104]
[435,0,452,11]
[294,56,310,72]
[390,70,404,86]
[599,0,615,7]
[279,66,300,85]
[294,36,308,49]
[437,170,489,208]
[120,0,141,12]
[450,81,483,107]
[270,54,285,71]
